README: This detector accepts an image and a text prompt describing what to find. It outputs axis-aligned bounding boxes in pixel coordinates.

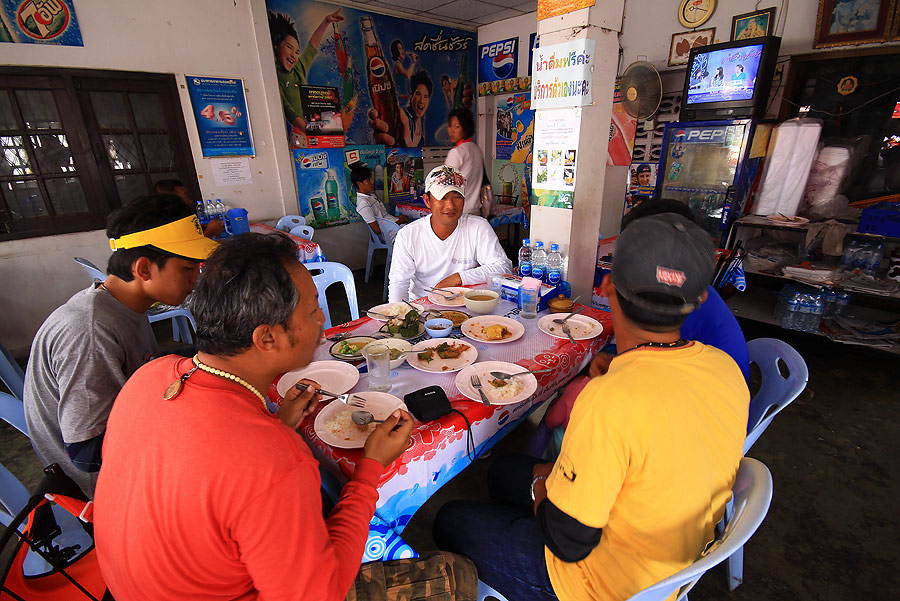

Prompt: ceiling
[345,0,538,30]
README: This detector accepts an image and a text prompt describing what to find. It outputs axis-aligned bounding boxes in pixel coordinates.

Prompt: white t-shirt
[388,214,513,302]
[355,192,396,225]
[445,141,486,216]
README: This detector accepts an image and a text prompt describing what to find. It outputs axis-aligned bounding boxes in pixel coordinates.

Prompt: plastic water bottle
[531,241,548,283]
[810,292,824,332]
[547,244,564,286]
[195,200,209,225]
[784,292,800,330]
[823,288,837,317]
[835,291,850,316]
[206,199,217,221]
[518,239,533,278]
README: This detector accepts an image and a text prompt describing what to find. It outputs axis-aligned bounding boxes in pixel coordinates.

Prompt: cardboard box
[496,274,558,311]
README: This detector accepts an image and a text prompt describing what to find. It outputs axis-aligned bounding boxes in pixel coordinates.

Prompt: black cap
[612,213,714,316]
[636,163,652,174]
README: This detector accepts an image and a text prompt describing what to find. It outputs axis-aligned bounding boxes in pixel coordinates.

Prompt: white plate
[364,338,412,369]
[378,321,426,340]
[460,316,525,344]
[406,339,478,373]
[366,302,425,321]
[538,314,604,341]
[426,287,469,308]
[276,361,360,398]
[455,361,538,406]
[314,392,408,449]
[765,215,809,226]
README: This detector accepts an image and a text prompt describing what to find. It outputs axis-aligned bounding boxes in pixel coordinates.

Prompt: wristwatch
[530,475,547,501]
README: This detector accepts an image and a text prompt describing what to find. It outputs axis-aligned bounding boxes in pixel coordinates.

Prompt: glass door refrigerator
[656,119,763,247]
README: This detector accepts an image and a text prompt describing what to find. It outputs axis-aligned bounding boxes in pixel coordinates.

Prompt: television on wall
[681,36,781,121]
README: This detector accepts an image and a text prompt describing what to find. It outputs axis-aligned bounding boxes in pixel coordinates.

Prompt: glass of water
[519,287,539,319]
[363,343,392,392]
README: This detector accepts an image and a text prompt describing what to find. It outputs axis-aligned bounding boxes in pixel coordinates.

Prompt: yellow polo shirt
[545,342,749,601]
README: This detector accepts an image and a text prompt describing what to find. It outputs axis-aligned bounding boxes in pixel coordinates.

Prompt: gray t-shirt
[24,284,158,498]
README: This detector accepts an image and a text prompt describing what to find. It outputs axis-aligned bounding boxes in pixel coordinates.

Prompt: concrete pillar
[531,3,624,301]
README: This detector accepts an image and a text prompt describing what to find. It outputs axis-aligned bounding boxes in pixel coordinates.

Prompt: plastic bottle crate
[858,202,900,237]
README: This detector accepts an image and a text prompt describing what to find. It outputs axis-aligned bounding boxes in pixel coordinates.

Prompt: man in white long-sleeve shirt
[388,165,512,303]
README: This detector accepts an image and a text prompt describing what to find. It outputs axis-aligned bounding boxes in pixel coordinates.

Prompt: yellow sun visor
[109,216,219,260]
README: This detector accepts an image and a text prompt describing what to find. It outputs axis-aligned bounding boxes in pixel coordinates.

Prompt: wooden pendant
[163,379,183,401]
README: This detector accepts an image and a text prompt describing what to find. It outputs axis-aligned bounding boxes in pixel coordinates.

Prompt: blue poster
[528,33,538,76]
[478,37,518,84]
[385,147,423,210]
[185,76,255,157]
[294,148,358,228]
[266,0,476,148]
[0,0,82,46]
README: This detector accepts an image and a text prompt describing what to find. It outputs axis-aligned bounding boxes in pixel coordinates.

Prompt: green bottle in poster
[325,173,340,220]
[0,14,14,43]
[453,53,469,109]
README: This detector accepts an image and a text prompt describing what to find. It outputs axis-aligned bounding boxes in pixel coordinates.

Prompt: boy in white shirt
[388,165,512,302]
[351,162,408,243]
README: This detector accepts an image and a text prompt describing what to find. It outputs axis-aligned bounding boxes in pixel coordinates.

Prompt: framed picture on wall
[731,7,777,40]
[814,0,897,48]
[668,28,716,67]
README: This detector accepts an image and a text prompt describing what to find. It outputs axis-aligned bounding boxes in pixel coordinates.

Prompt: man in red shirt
[93,233,416,600]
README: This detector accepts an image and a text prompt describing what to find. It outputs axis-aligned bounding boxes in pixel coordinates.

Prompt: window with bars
[0,68,197,240]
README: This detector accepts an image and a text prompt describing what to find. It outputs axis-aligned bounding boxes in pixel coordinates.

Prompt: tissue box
[496,274,558,311]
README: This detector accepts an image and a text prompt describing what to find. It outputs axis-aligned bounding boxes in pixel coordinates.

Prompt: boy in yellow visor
[434,214,749,601]
[24,195,218,499]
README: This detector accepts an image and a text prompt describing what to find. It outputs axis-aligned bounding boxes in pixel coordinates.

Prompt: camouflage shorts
[345,551,478,601]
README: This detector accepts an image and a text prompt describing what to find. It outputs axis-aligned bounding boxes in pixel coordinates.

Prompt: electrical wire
[449,407,479,462]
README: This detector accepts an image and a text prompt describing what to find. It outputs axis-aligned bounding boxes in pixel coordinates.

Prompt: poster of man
[266,0,476,148]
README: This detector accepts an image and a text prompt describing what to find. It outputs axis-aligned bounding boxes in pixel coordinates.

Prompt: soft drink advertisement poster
[266,0,477,149]
[293,148,359,228]
[343,144,387,211]
[385,148,424,209]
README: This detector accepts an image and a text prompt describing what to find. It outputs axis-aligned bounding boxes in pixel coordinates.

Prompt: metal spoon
[553,305,585,325]
[489,368,554,380]
[351,410,384,426]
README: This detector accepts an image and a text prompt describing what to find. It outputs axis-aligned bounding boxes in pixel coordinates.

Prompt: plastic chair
[626,457,774,601]
[308,262,360,330]
[73,256,105,282]
[743,338,809,454]
[364,221,389,287]
[0,341,25,401]
[375,218,401,303]
[275,214,307,233]
[288,223,315,241]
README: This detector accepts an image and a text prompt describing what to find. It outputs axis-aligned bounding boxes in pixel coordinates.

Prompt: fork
[426,287,462,300]
[470,375,491,406]
[294,382,365,407]
[561,323,577,345]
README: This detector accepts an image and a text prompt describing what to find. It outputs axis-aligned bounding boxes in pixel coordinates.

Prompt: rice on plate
[482,373,524,402]
[325,409,375,444]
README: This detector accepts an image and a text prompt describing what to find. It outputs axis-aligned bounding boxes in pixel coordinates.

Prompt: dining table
[249,222,327,264]
[268,293,613,563]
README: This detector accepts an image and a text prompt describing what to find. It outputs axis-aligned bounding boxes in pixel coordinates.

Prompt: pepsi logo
[301,157,312,168]
[369,56,386,77]
[493,53,515,80]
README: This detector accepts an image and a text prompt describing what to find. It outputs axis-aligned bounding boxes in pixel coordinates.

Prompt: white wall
[1,0,296,354]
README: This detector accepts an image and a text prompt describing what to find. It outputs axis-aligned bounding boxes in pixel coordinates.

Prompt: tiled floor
[2,258,899,600]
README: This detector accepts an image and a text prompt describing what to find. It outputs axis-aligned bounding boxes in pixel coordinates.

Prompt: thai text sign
[530,39,594,110]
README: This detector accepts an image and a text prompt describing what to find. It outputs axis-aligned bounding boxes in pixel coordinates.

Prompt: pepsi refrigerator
[655,119,762,247]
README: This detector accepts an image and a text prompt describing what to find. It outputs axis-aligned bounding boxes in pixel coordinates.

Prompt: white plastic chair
[275,214,306,233]
[288,223,315,241]
[308,262,360,330]
[719,337,807,590]
[626,457,774,601]
[0,341,25,401]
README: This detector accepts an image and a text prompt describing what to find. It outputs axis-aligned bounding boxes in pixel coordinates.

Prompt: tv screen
[686,43,764,105]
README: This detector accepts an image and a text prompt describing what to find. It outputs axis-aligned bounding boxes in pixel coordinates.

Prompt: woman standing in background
[445,108,488,217]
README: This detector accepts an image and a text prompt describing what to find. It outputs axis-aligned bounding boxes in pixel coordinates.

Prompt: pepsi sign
[478,37,518,83]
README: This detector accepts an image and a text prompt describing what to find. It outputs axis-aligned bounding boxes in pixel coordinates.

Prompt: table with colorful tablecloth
[249,222,327,263]
[270,296,612,562]
[394,202,528,230]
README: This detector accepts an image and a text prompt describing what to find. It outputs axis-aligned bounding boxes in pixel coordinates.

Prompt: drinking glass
[519,287,539,319]
[364,343,392,392]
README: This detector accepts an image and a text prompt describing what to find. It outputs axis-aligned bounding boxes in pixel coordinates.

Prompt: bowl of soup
[463,289,500,314]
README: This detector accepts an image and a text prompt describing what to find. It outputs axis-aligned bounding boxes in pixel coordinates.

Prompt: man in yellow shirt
[434,214,749,601]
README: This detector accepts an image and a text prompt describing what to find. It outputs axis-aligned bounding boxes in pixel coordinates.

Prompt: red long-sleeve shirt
[95,355,383,600]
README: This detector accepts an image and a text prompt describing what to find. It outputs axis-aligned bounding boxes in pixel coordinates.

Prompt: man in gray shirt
[24,195,218,497]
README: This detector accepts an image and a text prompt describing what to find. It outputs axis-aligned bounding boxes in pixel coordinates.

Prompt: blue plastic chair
[288,223,315,241]
[743,337,809,454]
[73,256,105,281]
[0,341,25,401]
[0,391,95,576]
[275,214,308,235]
[308,262,360,330]
[375,218,402,302]
[718,337,807,590]
[625,457,773,601]
[364,221,389,287]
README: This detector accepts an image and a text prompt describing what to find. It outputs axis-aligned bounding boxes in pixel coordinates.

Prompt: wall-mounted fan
[620,60,662,120]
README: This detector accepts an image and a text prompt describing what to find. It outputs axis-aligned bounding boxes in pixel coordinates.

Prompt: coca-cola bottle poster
[266,0,476,149]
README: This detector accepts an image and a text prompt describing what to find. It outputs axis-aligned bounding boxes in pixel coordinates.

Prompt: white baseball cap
[424,165,466,200]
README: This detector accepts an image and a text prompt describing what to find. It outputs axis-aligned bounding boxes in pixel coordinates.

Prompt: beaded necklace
[161,355,267,411]
[619,338,690,355]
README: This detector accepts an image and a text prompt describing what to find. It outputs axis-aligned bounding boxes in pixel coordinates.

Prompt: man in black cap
[433,214,749,601]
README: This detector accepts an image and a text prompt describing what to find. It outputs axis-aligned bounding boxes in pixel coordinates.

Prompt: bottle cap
[522,238,530,245]
[535,241,543,248]
[550,244,559,251]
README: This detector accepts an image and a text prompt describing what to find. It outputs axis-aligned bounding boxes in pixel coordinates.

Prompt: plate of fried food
[460,316,524,344]
[406,339,478,373]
